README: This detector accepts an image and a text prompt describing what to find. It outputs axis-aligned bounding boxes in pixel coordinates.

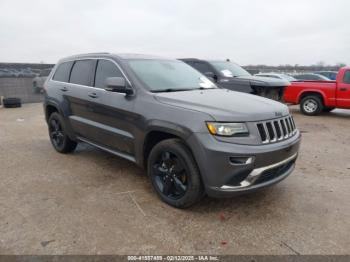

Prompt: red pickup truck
[284,67,350,115]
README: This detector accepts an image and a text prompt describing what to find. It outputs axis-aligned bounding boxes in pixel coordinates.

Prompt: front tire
[300,95,323,116]
[147,139,204,208]
[48,112,77,153]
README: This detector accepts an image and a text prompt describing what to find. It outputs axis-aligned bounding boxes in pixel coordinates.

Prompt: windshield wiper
[152,88,197,93]
[196,87,216,90]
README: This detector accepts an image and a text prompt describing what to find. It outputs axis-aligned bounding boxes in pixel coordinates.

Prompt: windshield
[210,61,251,78]
[128,60,216,92]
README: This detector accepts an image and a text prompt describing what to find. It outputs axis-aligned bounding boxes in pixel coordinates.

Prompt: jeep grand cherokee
[44,53,301,208]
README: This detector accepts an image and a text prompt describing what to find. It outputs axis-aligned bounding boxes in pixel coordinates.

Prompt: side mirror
[204,72,217,82]
[104,77,133,95]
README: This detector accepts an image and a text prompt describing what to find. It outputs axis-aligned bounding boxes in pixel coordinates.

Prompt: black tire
[323,107,335,113]
[48,112,77,153]
[3,97,21,108]
[300,95,323,116]
[147,139,204,208]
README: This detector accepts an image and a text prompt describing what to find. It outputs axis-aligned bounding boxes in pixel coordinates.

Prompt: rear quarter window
[52,62,73,82]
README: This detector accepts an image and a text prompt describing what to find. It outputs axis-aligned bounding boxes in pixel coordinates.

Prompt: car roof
[314,71,337,73]
[179,58,233,63]
[59,53,173,62]
[256,73,283,76]
[179,58,202,61]
[115,53,170,60]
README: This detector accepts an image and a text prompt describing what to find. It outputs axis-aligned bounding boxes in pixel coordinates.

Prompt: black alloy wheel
[49,118,65,149]
[152,151,188,200]
[147,139,204,208]
[48,112,77,153]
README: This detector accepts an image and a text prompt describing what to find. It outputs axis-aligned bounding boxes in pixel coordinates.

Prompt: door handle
[340,88,348,91]
[88,92,99,98]
[60,87,68,92]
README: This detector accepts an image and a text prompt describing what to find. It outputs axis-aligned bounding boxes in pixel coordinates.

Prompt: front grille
[257,115,297,144]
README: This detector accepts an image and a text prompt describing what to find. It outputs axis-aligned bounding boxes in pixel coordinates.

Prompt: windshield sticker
[199,77,215,88]
[221,69,233,77]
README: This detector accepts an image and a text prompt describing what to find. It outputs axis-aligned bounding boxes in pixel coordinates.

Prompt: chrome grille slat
[290,117,295,130]
[284,118,291,136]
[290,116,297,134]
[277,121,284,140]
[287,117,294,134]
[263,123,270,143]
[257,115,297,144]
[269,122,277,142]
[280,119,288,138]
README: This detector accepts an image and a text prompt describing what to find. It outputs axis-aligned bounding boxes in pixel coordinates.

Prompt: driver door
[337,70,350,108]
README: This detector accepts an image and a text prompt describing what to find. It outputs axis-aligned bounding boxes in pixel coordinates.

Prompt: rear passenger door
[65,59,104,141]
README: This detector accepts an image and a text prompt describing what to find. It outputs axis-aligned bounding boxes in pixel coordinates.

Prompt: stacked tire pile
[1,97,22,108]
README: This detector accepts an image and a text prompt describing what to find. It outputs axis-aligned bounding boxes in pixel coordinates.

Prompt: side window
[52,62,73,82]
[343,71,350,84]
[94,60,123,88]
[69,60,95,86]
[193,62,213,74]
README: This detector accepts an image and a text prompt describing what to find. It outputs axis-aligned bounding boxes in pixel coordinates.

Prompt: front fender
[134,120,194,167]
[145,119,193,140]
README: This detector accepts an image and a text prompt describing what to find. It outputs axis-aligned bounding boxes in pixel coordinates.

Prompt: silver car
[33,69,52,93]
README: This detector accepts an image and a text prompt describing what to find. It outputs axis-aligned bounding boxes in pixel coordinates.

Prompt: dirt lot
[0,103,349,255]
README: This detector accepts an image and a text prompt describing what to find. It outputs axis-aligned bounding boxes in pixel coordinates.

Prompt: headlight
[206,122,249,137]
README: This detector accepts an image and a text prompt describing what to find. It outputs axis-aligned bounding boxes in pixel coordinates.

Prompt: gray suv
[44,53,301,208]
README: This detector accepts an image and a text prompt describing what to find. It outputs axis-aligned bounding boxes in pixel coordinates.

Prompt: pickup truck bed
[283,67,350,115]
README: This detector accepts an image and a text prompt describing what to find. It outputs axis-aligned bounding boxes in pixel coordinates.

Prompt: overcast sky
[0,0,349,65]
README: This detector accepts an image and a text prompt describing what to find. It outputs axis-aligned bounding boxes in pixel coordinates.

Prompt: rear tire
[300,95,323,116]
[147,139,204,208]
[48,112,77,153]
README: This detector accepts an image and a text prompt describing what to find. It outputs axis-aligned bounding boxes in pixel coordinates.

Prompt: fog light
[229,156,253,165]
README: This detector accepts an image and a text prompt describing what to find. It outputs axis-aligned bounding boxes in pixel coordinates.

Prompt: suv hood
[234,75,290,87]
[155,89,289,122]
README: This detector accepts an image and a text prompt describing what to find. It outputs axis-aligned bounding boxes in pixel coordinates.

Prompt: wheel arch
[141,122,193,169]
[44,99,76,141]
[45,102,60,122]
[298,90,326,105]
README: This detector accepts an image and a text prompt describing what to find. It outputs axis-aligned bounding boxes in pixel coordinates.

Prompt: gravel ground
[0,103,349,255]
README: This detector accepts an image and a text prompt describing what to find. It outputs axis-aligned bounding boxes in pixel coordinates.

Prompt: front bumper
[186,131,301,198]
